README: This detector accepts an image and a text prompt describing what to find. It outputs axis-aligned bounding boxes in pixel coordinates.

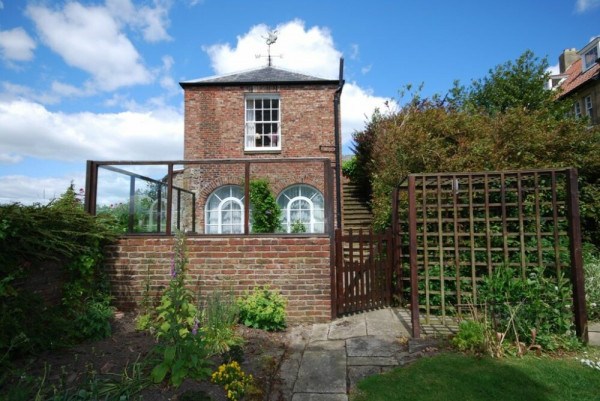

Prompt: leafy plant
[150,231,212,387]
[249,179,281,233]
[72,296,114,341]
[238,286,287,331]
[290,219,307,233]
[211,361,253,401]
[478,265,576,350]
[452,320,486,353]
[583,243,600,321]
[199,288,243,355]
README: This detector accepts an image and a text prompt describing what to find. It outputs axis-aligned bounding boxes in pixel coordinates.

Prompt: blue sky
[0,0,599,204]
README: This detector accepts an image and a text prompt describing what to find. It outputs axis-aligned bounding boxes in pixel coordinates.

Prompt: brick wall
[104,235,333,323]
[182,83,342,232]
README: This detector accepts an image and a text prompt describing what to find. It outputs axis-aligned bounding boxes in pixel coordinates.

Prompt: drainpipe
[333,58,345,229]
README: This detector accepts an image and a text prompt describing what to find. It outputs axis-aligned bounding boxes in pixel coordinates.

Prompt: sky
[0,0,599,204]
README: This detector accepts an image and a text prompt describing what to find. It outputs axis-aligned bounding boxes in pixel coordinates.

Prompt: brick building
[179,64,345,234]
[91,62,346,322]
[549,36,600,126]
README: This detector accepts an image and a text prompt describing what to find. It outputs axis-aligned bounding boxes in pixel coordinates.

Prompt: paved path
[270,308,440,401]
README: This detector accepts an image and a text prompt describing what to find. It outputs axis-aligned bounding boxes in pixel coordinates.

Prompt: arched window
[205,185,244,234]
[277,184,324,233]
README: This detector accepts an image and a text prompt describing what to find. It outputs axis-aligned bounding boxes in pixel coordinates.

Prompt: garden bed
[6,312,291,400]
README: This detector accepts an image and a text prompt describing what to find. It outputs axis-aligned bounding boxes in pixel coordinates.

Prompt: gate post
[566,168,588,342]
[408,175,421,338]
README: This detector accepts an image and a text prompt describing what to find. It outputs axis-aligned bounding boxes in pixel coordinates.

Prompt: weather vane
[256,30,282,67]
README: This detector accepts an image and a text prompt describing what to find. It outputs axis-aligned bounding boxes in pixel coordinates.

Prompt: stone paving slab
[346,336,402,357]
[365,308,410,337]
[347,366,383,389]
[292,394,348,401]
[310,323,330,342]
[294,343,346,394]
[347,356,398,366]
[328,315,367,339]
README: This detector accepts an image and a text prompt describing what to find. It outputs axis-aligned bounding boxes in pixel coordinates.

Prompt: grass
[351,351,600,401]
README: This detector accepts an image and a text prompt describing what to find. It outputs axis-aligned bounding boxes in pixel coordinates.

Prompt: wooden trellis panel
[397,168,587,340]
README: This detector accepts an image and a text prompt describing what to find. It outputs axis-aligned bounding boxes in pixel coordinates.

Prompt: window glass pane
[314,223,324,233]
[246,110,254,121]
[272,110,278,121]
[314,209,324,221]
[263,99,270,108]
[272,99,279,108]
[255,99,262,108]
[246,99,254,109]
[255,110,263,121]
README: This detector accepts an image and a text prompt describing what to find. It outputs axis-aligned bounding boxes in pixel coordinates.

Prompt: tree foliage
[451,50,569,115]
[351,51,600,245]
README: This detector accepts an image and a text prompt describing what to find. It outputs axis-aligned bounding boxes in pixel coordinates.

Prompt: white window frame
[585,95,593,117]
[277,185,324,233]
[574,101,582,118]
[582,45,598,72]
[205,185,245,234]
[245,94,281,151]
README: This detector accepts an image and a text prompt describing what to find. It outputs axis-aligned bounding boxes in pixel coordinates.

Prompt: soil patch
[7,312,292,400]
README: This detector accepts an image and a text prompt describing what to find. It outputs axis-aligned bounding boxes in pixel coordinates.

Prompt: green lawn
[351,352,600,401]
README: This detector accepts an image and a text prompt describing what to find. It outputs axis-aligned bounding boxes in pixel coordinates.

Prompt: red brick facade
[183,84,338,160]
[181,79,342,234]
[104,236,333,323]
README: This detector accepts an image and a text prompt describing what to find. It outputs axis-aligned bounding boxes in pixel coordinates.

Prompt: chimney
[559,48,579,73]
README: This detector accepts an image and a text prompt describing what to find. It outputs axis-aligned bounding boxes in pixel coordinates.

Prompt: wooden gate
[333,228,394,316]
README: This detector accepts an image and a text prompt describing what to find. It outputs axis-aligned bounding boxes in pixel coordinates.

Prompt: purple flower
[192,316,199,335]
[266,210,271,215]
[170,267,176,278]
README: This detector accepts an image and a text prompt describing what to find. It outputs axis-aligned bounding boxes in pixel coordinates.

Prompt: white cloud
[361,64,373,75]
[0,1,4,9]
[26,2,153,91]
[341,83,395,144]
[547,63,560,75]
[0,27,36,62]
[576,0,600,12]
[0,174,85,205]
[203,20,342,79]
[0,99,183,163]
[1,82,60,105]
[106,0,172,42]
[203,20,390,146]
[0,153,23,164]
[350,44,359,60]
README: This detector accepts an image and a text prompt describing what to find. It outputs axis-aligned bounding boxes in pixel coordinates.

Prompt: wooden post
[166,163,173,235]
[566,168,588,342]
[408,175,420,338]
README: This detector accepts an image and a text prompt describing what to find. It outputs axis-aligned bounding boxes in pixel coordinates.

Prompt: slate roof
[180,66,340,88]
[557,58,600,98]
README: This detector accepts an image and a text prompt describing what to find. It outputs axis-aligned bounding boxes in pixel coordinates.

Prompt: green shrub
[583,243,600,321]
[452,320,486,352]
[249,179,281,233]
[238,286,287,331]
[72,297,114,341]
[0,186,116,360]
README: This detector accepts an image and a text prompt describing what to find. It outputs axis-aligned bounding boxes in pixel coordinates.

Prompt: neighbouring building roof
[180,66,340,88]
[557,58,600,99]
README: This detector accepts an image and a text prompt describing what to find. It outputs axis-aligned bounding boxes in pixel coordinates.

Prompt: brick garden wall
[104,235,333,323]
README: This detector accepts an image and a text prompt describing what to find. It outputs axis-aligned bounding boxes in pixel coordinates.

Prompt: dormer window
[245,95,281,151]
[579,37,599,72]
[583,46,598,71]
